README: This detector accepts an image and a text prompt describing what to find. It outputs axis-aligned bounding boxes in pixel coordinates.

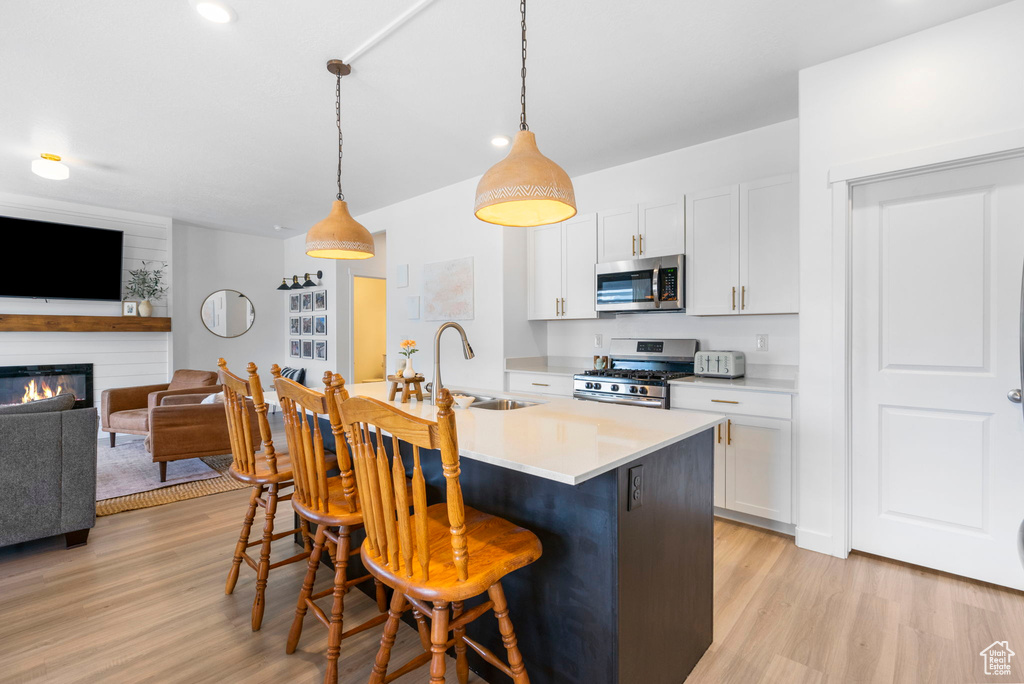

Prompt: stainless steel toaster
[694,351,746,378]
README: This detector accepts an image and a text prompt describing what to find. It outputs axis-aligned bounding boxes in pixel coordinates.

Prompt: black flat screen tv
[0,216,125,301]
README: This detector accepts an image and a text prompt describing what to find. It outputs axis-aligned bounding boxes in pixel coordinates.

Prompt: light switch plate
[756,334,769,351]
[594,334,603,348]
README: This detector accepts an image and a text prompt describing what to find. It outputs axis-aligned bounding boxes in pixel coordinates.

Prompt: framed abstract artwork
[314,314,327,336]
[314,290,327,311]
[289,339,301,358]
[301,340,313,359]
[314,340,327,361]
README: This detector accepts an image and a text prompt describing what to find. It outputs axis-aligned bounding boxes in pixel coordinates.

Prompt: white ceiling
[0,0,1010,237]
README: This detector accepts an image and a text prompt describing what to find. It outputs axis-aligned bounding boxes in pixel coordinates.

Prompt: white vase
[138,300,153,317]
[402,357,416,379]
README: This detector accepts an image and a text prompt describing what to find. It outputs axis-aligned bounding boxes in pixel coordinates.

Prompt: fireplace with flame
[0,364,94,409]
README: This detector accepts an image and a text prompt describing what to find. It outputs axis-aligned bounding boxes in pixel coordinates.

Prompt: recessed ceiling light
[193,1,236,24]
[31,153,69,181]
[491,135,511,148]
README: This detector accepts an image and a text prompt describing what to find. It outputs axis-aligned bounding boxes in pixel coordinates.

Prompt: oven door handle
[652,262,661,309]
[573,391,664,408]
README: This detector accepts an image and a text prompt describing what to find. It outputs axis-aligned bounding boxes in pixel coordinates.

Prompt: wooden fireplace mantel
[0,314,172,333]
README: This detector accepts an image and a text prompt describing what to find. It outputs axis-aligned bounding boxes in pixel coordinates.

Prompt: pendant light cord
[520,0,528,131]
[336,72,345,201]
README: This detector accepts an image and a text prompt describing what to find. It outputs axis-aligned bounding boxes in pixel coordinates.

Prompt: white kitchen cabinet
[685,175,797,315]
[597,205,638,263]
[527,213,598,320]
[507,372,574,397]
[740,175,799,314]
[685,185,740,315]
[597,199,684,263]
[724,415,792,524]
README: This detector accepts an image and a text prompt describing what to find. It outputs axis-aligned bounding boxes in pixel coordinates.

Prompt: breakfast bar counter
[325,382,722,684]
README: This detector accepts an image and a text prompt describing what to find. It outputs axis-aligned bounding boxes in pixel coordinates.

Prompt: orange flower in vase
[399,339,418,378]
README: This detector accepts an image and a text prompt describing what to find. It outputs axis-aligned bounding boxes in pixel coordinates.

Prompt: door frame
[825,128,1024,559]
[349,273,387,386]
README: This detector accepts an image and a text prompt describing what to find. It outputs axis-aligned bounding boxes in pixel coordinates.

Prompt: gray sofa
[0,395,98,548]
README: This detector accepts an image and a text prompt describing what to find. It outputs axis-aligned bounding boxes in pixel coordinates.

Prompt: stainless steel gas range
[573,338,698,409]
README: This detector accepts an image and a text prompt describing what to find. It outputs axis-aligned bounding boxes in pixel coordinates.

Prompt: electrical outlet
[627,465,643,511]
[594,333,603,348]
[756,334,769,352]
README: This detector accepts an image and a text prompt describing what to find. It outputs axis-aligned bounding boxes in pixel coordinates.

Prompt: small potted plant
[125,261,168,317]
[399,339,419,378]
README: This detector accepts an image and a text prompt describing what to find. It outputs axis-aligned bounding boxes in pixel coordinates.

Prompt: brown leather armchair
[147,394,260,482]
[100,369,219,447]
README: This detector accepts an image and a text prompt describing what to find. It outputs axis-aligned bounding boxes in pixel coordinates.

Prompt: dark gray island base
[319,422,714,684]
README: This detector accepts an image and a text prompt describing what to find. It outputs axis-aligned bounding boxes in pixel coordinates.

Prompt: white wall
[357,179,515,392]
[797,0,1024,554]
[171,221,282,379]
[0,192,173,404]
[547,120,800,367]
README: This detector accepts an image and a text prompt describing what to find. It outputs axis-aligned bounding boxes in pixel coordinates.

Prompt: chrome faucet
[432,322,475,404]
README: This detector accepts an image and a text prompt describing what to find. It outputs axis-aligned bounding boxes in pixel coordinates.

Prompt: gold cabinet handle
[639,234,643,255]
[727,419,732,445]
[731,286,736,310]
[531,382,549,387]
[632,234,636,256]
[555,298,559,317]
[717,423,721,443]
[711,399,739,404]
[561,298,566,316]
[741,285,746,310]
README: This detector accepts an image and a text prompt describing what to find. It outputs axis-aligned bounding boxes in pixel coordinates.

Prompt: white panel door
[740,175,798,314]
[597,205,639,263]
[527,223,563,320]
[561,212,598,320]
[685,186,740,315]
[852,156,1024,589]
[724,416,792,523]
[638,198,685,259]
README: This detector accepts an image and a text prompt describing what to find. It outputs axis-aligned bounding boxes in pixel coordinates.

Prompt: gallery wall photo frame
[289,316,301,335]
[314,340,327,361]
[314,314,327,336]
[301,292,313,312]
[289,293,300,313]
[396,264,409,288]
[301,339,313,359]
[314,290,327,311]
[289,339,301,358]
[301,315,313,335]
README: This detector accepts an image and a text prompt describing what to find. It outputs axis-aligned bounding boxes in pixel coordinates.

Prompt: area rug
[95,439,246,517]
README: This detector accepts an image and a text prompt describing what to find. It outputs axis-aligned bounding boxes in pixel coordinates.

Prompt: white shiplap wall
[0,192,173,405]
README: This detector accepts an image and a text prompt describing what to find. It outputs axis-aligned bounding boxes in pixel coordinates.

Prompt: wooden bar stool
[276,372,389,684]
[219,359,329,631]
[333,385,543,684]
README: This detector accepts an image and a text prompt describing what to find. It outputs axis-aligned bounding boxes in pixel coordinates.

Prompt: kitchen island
[320,382,723,684]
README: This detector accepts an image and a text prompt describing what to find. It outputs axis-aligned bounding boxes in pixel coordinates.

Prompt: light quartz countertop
[345,382,723,486]
[669,375,798,394]
[504,356,590,376]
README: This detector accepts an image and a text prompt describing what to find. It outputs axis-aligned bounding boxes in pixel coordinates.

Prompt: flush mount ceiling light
[474,0,576,227]
[31,153,69,181]
[305,60,374,260]
[193,0,236,23]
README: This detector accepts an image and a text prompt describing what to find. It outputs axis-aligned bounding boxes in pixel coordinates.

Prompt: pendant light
[305,60,375,260]
[474,0,575,227]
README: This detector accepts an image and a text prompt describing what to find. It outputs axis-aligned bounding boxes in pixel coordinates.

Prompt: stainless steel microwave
[595,254,685,312]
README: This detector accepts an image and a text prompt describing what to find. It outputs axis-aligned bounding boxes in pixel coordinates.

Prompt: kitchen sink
[472,399,539,411]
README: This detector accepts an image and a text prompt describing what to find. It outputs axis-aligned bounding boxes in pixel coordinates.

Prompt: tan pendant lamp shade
[305,59,374,260]
[474,130,576,227]
[306,200,374,259]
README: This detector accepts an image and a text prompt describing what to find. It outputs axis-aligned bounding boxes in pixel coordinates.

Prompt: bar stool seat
[228,448,336,486]
[362,503,541,602]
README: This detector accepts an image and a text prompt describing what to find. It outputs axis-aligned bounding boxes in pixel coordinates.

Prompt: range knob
[584,382,594,390]
[593,383,602,390]
[629,386,638,394]
[639,386,648,395]
[610,384,620,392]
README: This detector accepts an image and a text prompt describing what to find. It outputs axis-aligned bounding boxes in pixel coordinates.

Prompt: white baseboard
[714,507,796,536]
[796,527,843,557]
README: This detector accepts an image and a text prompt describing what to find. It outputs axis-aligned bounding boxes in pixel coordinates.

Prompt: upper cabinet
[597,199,684,263]
[686,174,798,315]
[527,212,598,321]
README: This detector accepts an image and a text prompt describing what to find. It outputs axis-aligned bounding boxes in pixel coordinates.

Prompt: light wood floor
[2,489,1024,683]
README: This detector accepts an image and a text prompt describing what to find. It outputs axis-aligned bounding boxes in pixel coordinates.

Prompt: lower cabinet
[720,415,792,524]
[506,372,574,397]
